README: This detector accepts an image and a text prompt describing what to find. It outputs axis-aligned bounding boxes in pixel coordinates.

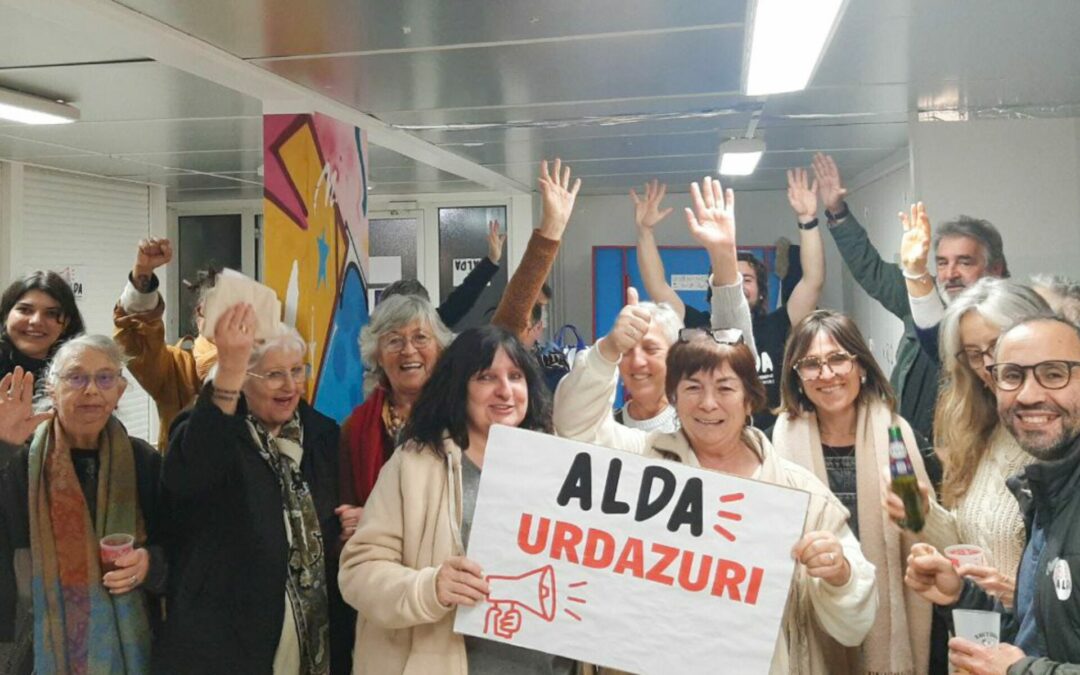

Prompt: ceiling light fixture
[718,138,766,176]
[0,86,80,125]
[743,0,848,96]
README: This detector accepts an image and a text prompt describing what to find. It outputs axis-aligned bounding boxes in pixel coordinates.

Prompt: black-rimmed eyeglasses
[986,360,1080,392]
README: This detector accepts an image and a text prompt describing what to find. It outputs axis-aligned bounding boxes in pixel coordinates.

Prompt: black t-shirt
[682,304,791,429]
[822,444,859,540]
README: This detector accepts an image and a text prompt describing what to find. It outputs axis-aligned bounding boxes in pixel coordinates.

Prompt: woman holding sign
[338,325,576,675]
[552,177,877,675]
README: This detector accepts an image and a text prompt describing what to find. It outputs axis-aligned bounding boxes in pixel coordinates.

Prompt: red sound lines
[567,596,587,604]
[716,510,743,521]
[719,492,745,503]
[568,581,588,589]
[564,609,583,622]
[713,525,736,542]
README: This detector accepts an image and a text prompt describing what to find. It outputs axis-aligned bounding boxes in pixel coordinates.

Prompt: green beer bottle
[888,425,924,532]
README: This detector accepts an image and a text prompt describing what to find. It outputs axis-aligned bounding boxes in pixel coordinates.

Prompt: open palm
[899,202,932,275]
[786,168,818,220]
[0,368,53,445]
[684,176,736,249]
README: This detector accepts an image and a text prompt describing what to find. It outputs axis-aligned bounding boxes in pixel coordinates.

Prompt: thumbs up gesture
[598,287,653,362]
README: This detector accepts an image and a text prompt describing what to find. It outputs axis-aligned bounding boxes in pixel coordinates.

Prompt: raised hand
[684,176,736,251]
[631,180,674,232]
[904,543,964,605]
[213,303,256,379]
[133,238,173,292]
[598,287,652,362]
[811,153,848,214]
[486,220,506,264]
[786,168,819,223]
[0,367,54,445]
[537,159,582,241]
[899,202,932,277]
[793,530,851,587]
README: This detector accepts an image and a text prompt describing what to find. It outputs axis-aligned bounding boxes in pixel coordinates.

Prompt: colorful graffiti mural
[263,112,370,422]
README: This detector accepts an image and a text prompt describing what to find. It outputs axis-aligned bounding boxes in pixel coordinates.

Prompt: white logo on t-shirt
[1054,558,1073,601]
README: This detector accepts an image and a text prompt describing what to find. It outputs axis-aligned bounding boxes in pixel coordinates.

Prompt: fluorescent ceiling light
[0,87,79,125]
[744,0,848,96]
[718,138,766,176]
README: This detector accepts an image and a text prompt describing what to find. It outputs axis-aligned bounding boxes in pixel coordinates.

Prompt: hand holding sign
[793,530,850,587]
[436,556,490,607]
[598,287,652,362]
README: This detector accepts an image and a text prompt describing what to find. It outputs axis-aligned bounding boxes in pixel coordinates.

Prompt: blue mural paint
[315,262,369,422]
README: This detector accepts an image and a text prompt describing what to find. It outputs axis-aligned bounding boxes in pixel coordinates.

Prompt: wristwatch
[797,217,819,231]
[825,203,850,225]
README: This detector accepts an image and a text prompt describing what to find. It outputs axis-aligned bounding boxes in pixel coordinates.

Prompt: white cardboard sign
[452,257,483,286]
[670,273,709,291]
[455,426,810,675]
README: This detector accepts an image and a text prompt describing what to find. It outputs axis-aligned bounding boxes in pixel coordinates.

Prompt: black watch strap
[825,203,850,224]
[797,217,819,231]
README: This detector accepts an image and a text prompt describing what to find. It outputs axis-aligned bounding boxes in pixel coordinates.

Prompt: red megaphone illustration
[484,565,557,640]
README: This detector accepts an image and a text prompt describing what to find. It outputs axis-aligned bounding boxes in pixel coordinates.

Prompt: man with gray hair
[904,316,1080,673]
[899,204,1012,365]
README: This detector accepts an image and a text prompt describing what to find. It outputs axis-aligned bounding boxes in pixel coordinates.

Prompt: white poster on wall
[57,266,84,300]
[455,426,810,675]
[452,257,484,286]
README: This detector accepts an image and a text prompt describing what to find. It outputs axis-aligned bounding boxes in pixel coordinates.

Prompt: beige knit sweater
[922,425,1033,578]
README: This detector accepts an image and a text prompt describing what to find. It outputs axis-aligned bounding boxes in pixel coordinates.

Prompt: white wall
[912,118,1080,281]
[551,189,847,340]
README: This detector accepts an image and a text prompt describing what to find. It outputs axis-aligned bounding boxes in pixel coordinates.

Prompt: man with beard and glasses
[903,316,1080,674]
[898,202,1010,365]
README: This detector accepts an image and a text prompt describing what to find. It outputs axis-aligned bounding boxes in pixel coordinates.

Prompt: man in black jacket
[905,316,1080,674]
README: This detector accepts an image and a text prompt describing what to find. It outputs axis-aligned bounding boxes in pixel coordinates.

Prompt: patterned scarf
[246,411,330,675]
[27,417,151,675]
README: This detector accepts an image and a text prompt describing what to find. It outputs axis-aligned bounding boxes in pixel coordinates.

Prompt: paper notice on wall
[455,426,810,675]
[57,266,84,300]
[671,274,709,291]
[453,257,484,286]
[369,256,402,284]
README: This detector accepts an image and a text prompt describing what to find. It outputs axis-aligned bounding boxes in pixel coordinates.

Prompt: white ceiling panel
[1,0,1079,200]
[0,4,141,68]
[118,0,748,59]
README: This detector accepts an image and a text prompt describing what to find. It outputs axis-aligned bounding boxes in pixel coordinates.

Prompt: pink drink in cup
[945,544,986,569]
[99,533,134,574]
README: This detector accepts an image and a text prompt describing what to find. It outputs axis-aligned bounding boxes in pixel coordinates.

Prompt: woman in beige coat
[338,326,574,675]
[552,293,878,675]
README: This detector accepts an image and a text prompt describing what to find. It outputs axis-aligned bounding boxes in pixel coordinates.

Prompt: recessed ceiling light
[718,138,766,176]
[743,0,848,96]
[0,86,79,125]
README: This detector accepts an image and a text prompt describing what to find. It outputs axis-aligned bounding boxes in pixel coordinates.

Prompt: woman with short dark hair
[0,271,85,408]
[338,326,572,675]
[773,309,935,674]
[553,290,876,671]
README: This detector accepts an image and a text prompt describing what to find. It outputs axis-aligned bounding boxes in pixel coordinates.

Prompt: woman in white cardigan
[884,278,1052,608]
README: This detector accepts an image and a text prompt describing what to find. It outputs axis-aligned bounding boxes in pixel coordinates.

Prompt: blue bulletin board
[591,245,780,342]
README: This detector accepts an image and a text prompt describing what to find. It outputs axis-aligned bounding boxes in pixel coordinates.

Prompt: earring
[860,374,867,385]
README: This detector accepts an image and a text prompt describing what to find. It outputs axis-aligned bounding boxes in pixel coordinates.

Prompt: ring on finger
[129,576,137,587]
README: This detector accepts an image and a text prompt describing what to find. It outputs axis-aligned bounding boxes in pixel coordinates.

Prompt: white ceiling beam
[0,0,532,194]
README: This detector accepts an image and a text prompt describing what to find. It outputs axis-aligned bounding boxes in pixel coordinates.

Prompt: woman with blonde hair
[885,278,1051,608]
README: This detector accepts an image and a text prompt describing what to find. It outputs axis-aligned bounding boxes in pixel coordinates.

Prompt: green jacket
[828,211,939,439]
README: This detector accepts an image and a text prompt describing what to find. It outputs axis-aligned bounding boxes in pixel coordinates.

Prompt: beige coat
[553,346,879,675]
[337,438,469,675]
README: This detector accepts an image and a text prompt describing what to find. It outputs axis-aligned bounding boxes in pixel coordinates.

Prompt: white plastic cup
[945,544,987,569]
[952,609,1001,646]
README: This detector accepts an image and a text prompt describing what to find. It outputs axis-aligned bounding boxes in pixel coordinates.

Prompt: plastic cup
[952,609,1000,647]
[99,533,134,573]
[945,544,986,569]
